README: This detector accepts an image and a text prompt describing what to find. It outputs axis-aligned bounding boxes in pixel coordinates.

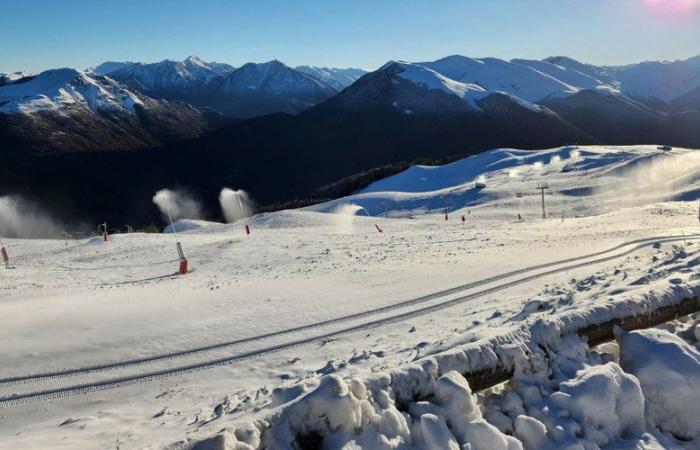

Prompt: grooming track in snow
[1,233,696,407]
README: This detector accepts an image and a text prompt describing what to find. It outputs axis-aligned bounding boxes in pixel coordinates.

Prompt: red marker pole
[245,224,251,235]
[375,224,383,233]
[102,222,108,241]
[176,241,188,275]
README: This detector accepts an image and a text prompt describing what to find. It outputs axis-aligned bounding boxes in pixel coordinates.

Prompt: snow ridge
[0,68,144,114]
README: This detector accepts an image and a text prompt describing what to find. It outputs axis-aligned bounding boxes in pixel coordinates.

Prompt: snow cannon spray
[218,188,254,235]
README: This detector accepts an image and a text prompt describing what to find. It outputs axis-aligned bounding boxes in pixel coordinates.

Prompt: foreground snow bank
[183,283,700,449]
[619,328,700,440]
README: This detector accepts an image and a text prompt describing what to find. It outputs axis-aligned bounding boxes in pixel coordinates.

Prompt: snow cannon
[1,247,9,269]
[375,224,383,233]
[176,241,188,275]
[245,224,251,236]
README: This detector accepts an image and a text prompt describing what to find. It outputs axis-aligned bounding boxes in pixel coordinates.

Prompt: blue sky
[1,0,699,73]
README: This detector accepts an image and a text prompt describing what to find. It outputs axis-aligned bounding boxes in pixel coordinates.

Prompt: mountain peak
[184,55,206,65]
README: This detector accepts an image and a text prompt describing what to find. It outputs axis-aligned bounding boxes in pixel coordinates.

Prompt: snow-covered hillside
[0,68,143,114]
[1,146,700,449]
[362,54,700,112]
[296,65,367,90]
[0,71,34,86]
[0,68,216,151]
[551,55,700,102]
[310,145,700,218]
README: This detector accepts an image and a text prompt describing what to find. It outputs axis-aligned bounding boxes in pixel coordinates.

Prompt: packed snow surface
[1,145,700,449]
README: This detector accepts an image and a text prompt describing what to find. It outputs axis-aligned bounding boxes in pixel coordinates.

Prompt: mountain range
[99,56,364,118]
[2,53,700,226]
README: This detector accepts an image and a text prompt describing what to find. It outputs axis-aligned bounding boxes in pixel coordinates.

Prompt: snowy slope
[2,146,700,449]
[547,55,700,102]
[0,68,144,114]
[90,61,134,76]
[295,65,367,90]
[310,145,700,218]
[606,59,700,102]
[512,58,619,94]
[421,55,582,102]
[393,61,489,110]
[0,68,216,151]
[0,71,34,86]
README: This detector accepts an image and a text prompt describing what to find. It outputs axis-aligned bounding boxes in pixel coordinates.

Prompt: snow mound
[550,363,646,446]
[163,219,214,234]
[618,328,700,440]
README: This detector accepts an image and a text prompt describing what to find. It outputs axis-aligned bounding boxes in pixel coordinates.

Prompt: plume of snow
[152,189,203,222]
[593,151,700,211]
[0,196,63,238]
[332,203,367,234]
[219,188,254,223]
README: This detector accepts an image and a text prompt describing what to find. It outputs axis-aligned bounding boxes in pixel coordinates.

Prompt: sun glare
[645,0,700,12]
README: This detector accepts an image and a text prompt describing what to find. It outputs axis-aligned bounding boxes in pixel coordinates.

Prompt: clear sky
[1,0,699,73]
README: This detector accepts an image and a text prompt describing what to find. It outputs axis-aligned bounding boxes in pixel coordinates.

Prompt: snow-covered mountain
[0,68,220,151]
[0,68,145,115]
[98,57,338,118]
[548,55,700,102]
[215,60,335,98]
[105,55,235,97]
[295,65,367,90]
[90,61,134,76]
[202,60,339,118]
[0,71,34,86]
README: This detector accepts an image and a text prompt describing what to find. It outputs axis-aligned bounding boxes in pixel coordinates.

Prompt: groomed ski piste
[1,145,700,449]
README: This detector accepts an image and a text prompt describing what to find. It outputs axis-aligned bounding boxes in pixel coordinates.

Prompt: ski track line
[1,234,697,406]
[3,233,684,387]
[1,234,695,387]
